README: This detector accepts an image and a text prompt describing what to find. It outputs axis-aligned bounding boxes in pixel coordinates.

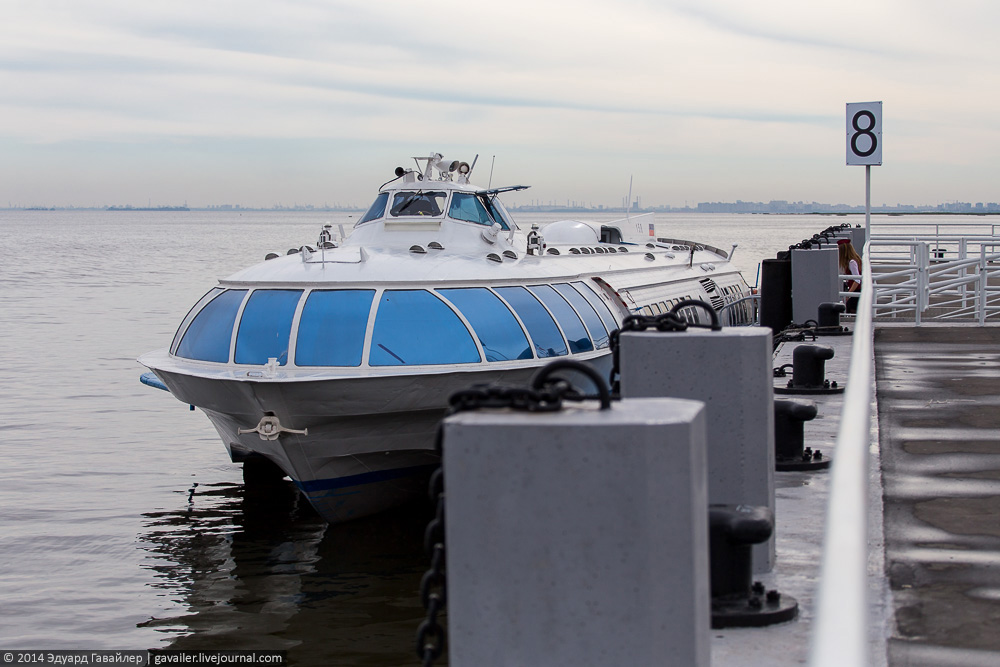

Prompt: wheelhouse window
[554,283,609,349]
[389,191,446,217]
[175,289,247,363]
[448,193,494,226]
[438,288,532,362]
[370,290,480,366]
[357,192,389,225]
[234,290,303,365]
[529,285,594,354]
[481,195,512,231]
[494,286,568,358]
[571,281,619,333]
[295,290,375,366]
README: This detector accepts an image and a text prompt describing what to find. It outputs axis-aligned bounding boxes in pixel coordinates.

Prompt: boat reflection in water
[138,476,433,665]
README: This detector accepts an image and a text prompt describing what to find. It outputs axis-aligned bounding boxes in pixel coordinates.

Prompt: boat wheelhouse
[140,153,753,523]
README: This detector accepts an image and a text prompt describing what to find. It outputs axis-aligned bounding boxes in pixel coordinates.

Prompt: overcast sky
[3,0,998,208]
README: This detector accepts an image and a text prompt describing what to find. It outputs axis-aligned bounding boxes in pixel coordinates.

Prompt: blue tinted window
[358,193,389,224]
[171,287,223,354]
[449,193,494,226]
[370,290,480,366]
[494,287,568,358]
[572,281,618,333]
[438,288,532,362]
[234,290,302,365]
[481,196,511,230]
[555,283,609,349]
[295,290,375,366]
[528,285,594,354]
[176,289,247,362]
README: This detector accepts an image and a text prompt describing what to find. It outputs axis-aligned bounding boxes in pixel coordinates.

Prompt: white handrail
[809,242,876,666]
[863,232,1000,323]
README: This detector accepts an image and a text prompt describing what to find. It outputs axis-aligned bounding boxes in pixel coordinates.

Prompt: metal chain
[772,324,818,352]
[415,360,612,665]
[608,299,721,395]
[417,432,447,667]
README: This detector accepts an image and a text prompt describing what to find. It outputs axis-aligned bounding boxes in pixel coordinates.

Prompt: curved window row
[641,294,704,324]
[173,282,619,367]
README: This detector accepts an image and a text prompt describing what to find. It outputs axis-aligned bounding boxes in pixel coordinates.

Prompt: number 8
[851,110,877,157]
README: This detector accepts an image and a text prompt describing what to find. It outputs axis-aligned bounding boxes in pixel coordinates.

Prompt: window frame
[174,288,249,363]
[436,287,534,362]
[294,289,376,367]
[356,192,390,225]
[493,286,570,359]
[368,288,482,367]
[234,289,305,366]
[388,190,448,219]
[553,283,610,350]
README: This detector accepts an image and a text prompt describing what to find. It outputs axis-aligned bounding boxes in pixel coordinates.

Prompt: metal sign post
[846,101,882,248]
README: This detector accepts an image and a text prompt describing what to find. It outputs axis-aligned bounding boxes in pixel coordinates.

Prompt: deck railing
[809,241,876,666]
[811,220,1000,666]
[859,221,1000,324]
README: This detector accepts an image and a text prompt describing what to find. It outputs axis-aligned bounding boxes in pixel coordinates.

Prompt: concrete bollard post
[618,326,775,572]
[850,226,866,250]
[444,398,710,667]
[791,247,840,325]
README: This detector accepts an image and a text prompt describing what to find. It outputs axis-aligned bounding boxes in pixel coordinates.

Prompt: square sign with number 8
[846,102,882,166]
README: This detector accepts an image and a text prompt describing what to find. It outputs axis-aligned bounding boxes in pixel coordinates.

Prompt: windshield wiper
[395,191,426,214]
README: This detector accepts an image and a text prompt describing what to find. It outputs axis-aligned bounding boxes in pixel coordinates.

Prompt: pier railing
[809,241,877,666]
[859,221,1000,324]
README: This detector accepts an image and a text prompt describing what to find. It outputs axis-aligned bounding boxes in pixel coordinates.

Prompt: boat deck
[714,324,1000,666]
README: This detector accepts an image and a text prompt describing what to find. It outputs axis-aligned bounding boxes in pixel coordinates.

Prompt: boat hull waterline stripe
[296,464,438,493]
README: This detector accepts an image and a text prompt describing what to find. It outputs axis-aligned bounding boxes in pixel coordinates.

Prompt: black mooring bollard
[815,302,851,336]
[775,344,844,395]
[774,399,831,471]
[709,505,798,628]
[760,257,793,334]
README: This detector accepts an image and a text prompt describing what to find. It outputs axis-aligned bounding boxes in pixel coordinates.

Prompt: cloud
[2,0,1000,205]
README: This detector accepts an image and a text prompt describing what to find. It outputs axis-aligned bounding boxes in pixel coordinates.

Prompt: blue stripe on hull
[295,463,438,494]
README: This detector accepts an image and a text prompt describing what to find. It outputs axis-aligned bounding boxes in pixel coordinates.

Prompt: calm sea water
[0,209,865,664]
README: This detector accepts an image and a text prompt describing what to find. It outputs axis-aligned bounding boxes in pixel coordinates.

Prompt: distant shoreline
[4,208,998,216]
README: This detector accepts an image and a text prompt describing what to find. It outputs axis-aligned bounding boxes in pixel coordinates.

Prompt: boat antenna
[625,175,633,224]
[488,155,496,188]
[468,154,479,177]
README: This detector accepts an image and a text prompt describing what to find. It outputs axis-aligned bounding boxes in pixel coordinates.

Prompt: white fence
[809,241,876,667]
[847,221,1000,324]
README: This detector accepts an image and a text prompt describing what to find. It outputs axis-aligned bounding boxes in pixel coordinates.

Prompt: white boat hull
[154,355,612,522]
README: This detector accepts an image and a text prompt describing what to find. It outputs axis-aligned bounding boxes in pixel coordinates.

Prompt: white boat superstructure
[140,153,754,523]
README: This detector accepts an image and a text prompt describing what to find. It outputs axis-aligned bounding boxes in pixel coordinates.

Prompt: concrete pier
[430,322,1000,666]
[711,329,888,664]
[715,324,1000,666]
[875,326,1000,666]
